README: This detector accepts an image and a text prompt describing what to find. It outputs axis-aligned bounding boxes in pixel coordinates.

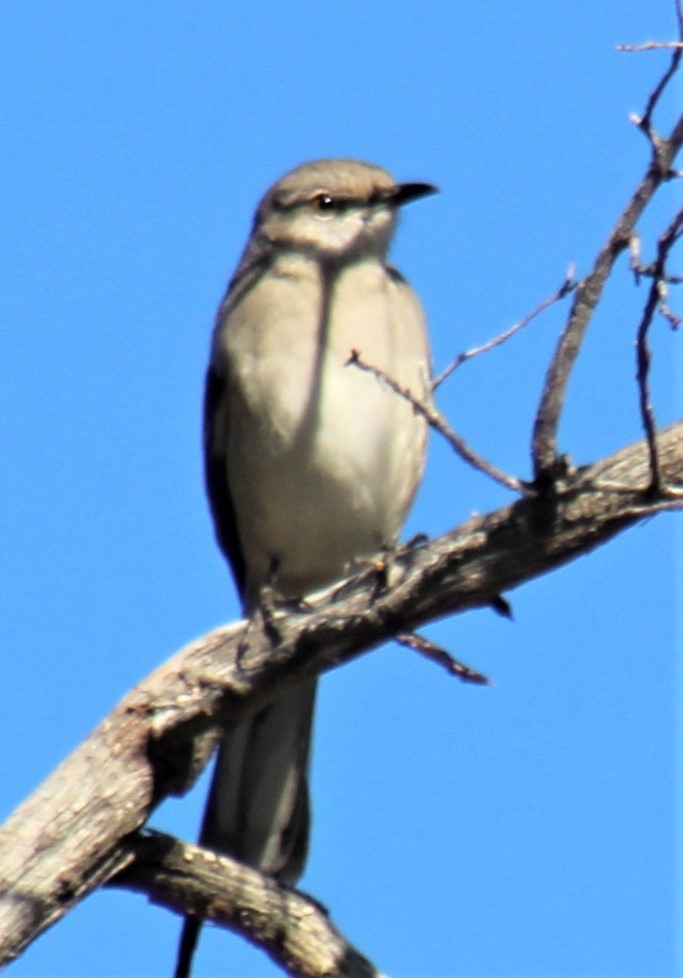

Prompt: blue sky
[1,3,680,977]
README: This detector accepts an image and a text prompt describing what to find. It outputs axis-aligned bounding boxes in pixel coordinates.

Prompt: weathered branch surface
[0,420,681,971]
[116,830,383,978]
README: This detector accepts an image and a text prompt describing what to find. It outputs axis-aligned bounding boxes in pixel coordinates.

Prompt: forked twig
[628,1,683,143]
[347,351,526,494]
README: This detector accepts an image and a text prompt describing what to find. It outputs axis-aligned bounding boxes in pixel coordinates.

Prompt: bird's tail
[173,678,317,977]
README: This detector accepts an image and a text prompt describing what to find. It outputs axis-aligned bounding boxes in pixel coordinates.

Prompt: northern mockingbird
[174,158,435,978]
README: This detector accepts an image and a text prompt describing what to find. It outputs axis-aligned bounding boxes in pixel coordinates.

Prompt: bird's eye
[312,193,346,214]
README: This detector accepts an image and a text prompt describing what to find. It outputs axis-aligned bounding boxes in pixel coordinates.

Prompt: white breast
[221,255,430,597]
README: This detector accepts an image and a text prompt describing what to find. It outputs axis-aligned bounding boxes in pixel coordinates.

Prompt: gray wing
[201,252,272,601]
[202,360,247,600]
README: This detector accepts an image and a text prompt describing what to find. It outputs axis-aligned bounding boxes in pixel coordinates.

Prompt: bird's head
[253,158,437,263]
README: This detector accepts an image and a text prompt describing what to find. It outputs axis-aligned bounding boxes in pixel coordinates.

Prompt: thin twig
[635,284,663,492]
[432,265,576,390]
[347,351,526,494]
[395,631,491,685]
[633,3,683,140]
[618,41,683,52]
[658,283,683,329]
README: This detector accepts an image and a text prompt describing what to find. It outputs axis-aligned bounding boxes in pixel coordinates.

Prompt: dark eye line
[270,192,369,214]
[312,192,349,212]
[313,189,390,212]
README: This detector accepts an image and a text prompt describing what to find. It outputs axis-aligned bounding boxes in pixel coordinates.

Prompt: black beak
[390,181,439,207]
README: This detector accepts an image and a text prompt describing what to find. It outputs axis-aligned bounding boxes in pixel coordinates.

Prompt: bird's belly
[229,345,426,596]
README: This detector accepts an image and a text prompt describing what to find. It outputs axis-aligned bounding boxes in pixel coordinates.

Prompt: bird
[174,158,436,978]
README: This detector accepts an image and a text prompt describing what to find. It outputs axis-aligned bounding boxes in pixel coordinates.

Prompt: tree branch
[1,421,682,969]
[634,204,683,491]
[531,64,683,479]
[113,830,383,978]
[348,349,526,494]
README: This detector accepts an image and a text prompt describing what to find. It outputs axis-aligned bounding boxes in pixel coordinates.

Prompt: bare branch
[347,350,526,494]
[629,4,683,140]
[531,86,683,480]
[618,41,683,52]
[634,204,683,490]
[635,286,663,491]
[395,631,492,685]
[112,831,383,978]
[1,421,682,969]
